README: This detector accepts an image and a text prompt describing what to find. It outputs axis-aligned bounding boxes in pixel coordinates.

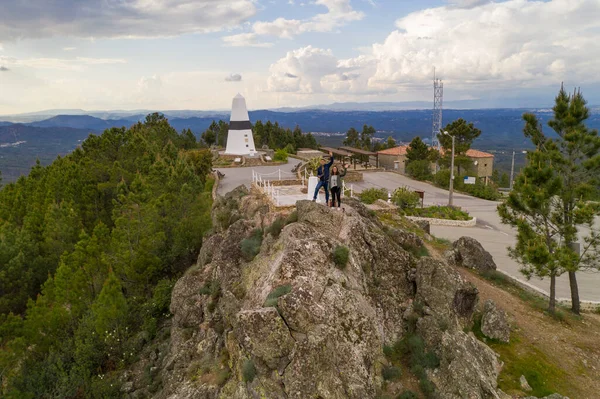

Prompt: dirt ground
[458,268,600,399]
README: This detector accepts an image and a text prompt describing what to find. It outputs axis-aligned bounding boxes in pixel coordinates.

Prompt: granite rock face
[481,299,511,343]
[125,188,510,399]
[446,236,497,272]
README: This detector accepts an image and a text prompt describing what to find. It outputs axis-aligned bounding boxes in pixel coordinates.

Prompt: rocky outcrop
[481,300,511,343]
[524,394,570,399]
[126,188,509,399]
[446,236,497,272]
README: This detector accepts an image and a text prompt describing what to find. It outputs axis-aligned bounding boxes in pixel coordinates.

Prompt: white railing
[252,169,297,182]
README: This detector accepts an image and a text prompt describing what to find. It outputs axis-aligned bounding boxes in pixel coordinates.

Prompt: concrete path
[215,159,297,196]
[352,172,600,302]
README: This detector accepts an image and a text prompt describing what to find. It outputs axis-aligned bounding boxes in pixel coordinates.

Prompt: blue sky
[1,0,599,114]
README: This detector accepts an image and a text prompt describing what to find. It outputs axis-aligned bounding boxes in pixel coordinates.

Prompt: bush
[333,245,350,269]
[267,218,285,238]
[285,210,298,225]
[382,365,401,381]
[392,188,419,210]
[242,359,256,383]
[403,205,470,221]
[406,159,432,181]
[274,149,288,162]
[359,188,388,204]
[397,391,418,399]
[264,284,292,308]
[240,229,263,261]
[433,168,451,188]
[284,143,296,154]
[462,181,500,200]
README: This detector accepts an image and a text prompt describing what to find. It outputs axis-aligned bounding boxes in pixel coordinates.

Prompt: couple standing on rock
[312,151,348,209]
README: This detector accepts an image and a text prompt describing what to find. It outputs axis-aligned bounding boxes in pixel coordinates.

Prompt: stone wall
[405,215,477,227]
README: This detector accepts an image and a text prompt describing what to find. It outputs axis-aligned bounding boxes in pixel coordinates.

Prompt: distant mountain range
[3,106,600,183]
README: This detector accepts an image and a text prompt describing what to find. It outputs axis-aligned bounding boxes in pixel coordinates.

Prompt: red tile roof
[377,145,408,156]
[378,145,493,158]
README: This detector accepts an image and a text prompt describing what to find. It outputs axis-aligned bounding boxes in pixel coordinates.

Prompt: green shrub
[403,205,470,221]
[406,159,432,181]
[392,188,419,210]
[359,188,388,204]
[241,229,263,261]
[419,378,436,398]
[199,280,221,299]
[462,181,500,200]
[150,278,176,317]
[382,365,401,381]
[242,359,256,383]
[397,391,418,399]
[433,169,451,188]
[284,143,296,154]
[267,217,286,238]
[274,149,288,162]
[285,210,298,225]
[333,245,350,269]
[264,285,292,307]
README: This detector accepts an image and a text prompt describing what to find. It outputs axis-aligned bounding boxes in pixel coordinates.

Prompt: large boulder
[446,236,497,272]
[481,300,510,343]
[525,394,570,399]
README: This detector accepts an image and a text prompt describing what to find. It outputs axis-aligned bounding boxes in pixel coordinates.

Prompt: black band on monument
[229,121,252,130]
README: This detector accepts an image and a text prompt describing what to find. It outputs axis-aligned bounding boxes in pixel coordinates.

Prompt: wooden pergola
[339,146,379,169]
[320,147,353,160]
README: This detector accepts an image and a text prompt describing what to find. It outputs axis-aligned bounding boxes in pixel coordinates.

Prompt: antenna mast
[432,68,443,149]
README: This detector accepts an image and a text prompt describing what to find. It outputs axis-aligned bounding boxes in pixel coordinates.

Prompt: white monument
[225,93,257,156]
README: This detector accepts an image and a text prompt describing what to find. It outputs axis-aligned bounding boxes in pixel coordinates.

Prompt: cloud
[0,66,9,71]
[284,73,298,78]
[0,0,256,41]
[63,47,76,51]
[446,0,491,9]
[367,0,600,88]
[223,0,363,46]
[222,33,273,47]
[1,56,126,71]
[265,0,600,97]
[225,73,242,82]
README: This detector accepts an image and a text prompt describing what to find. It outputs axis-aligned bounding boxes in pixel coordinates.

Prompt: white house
[225,93,257,156]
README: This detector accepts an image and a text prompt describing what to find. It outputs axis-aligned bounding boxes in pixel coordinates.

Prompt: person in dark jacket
[312,152,334,203]
[328,164,347,209]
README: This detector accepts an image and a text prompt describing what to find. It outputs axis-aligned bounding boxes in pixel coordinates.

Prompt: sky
[1,0,599,114]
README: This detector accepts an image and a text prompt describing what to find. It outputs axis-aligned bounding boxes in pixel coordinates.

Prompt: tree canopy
[0,113,214,396]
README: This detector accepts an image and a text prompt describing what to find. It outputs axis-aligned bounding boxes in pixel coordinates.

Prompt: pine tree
[437,118,481,175]
[405,137,433,180]
[91,270,128,338]
[546,86,600,314]
[498,114,564,312]
[343,127,360,148]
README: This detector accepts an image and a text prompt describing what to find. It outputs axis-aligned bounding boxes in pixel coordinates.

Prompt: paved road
[352,172,600,302]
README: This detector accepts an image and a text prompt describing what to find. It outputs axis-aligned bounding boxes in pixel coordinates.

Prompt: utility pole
[448,134,455,207]
[510,150,515,191]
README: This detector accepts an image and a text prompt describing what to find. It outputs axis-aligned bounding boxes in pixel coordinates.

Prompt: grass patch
[285,210,298,225]
[267,217,285,238]
[382,365,402,381]
[359,188,388,204]
[403,244,429,258]
[397,391,418,399]
[188,350,231,387]
[242,359,256,383]
[333,245,350,269]
[403,205,470,221]
[478,270,571,322]
[264,284,292,308]
[241,228,263,261]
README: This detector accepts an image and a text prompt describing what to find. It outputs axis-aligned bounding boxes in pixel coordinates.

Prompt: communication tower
[432,68,443,149]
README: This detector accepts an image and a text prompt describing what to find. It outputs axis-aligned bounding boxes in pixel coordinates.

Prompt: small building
[377,145,494,181]
[377,146,408,173]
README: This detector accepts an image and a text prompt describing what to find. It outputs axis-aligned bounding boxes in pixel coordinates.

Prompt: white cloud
[225,73,243,82]
[267,0,600,97]
[0,0,256,41]
[1,57,127,71]
[222,33,274,47]
[223,0,364,45]
[63,47,76,51]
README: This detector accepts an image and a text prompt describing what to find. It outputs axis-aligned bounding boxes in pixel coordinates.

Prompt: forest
[0,114,214,397]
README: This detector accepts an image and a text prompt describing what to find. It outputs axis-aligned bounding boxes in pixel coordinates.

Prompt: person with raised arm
[312,151,334,204]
